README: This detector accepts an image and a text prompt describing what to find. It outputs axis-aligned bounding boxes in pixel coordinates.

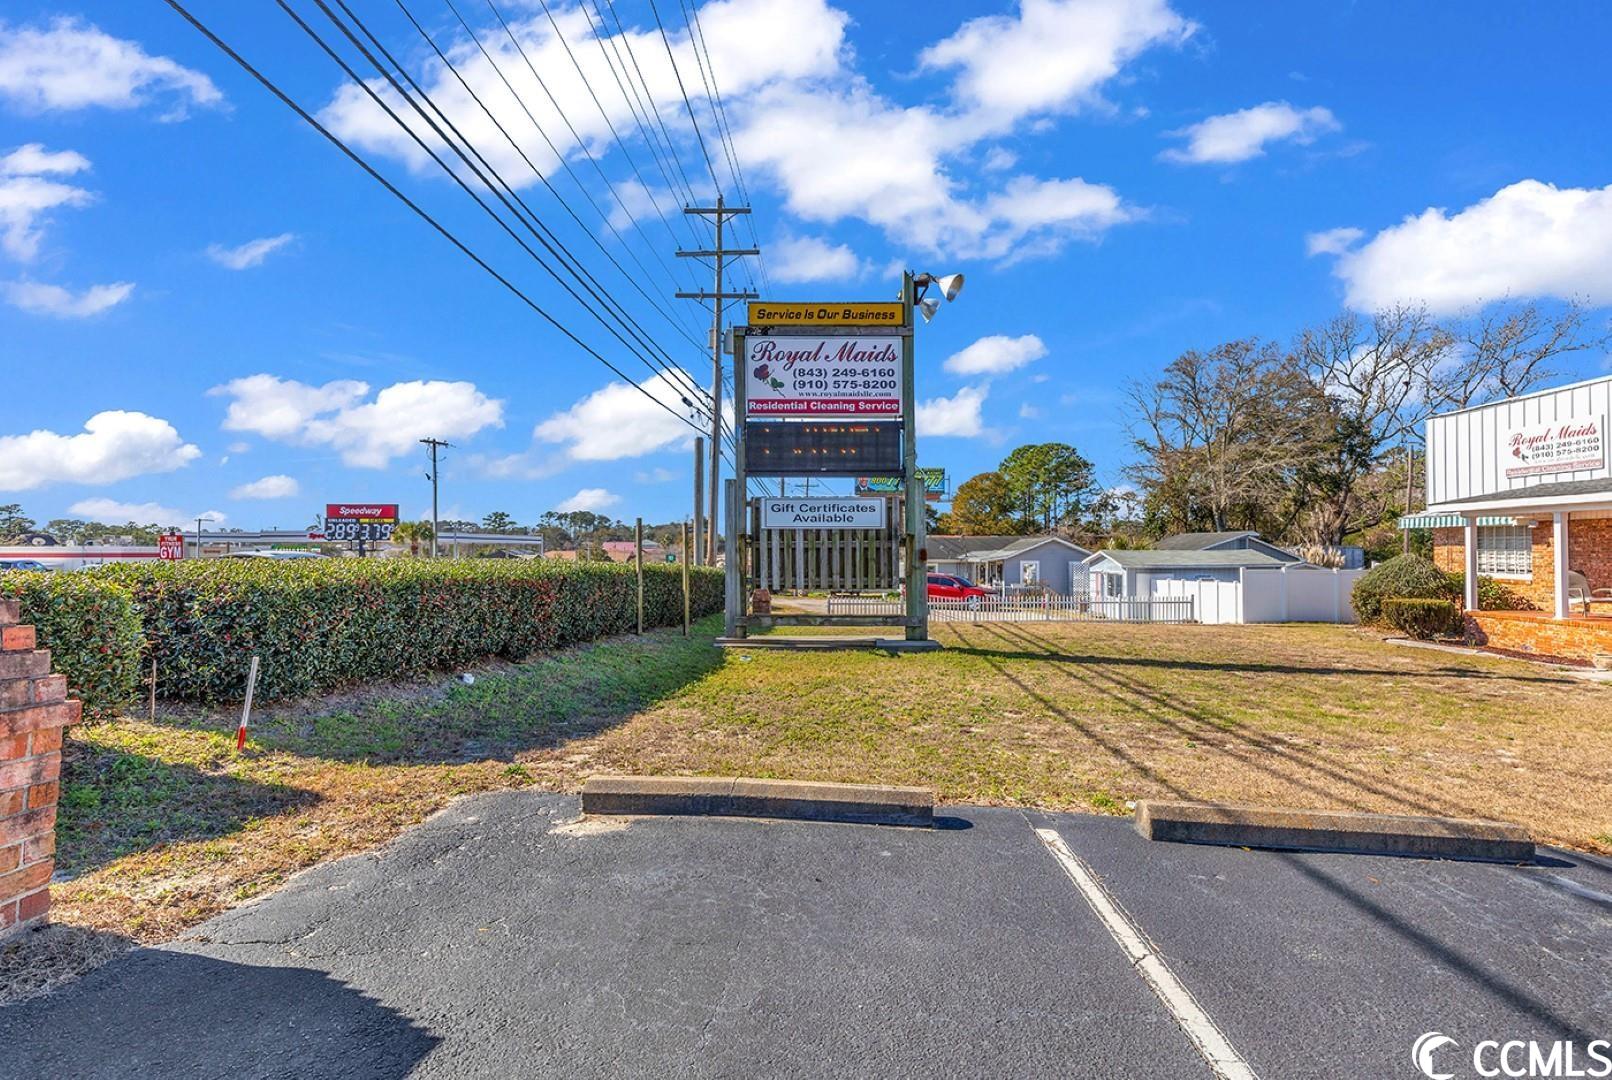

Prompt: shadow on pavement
[0,947,439,1079]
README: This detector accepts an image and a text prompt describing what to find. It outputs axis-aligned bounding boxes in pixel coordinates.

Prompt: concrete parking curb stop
[581,775,934,827]
[1134,800,1535,863]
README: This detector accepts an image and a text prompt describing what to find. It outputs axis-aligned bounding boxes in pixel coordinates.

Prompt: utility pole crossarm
[675,249,761,258]
[674,290,759,300]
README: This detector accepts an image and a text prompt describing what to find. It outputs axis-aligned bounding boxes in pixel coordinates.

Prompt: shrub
[1351,554,1455,624]
[99,558,723,703]
[1381,598,1462,640]
[1444,572,1536,611]
[0,570,144,722]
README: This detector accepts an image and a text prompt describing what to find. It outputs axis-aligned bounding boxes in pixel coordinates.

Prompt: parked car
[0,559,50,572]
[926,574,994,607]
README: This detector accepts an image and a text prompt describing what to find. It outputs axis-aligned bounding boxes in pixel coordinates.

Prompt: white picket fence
[826,593,1196,624]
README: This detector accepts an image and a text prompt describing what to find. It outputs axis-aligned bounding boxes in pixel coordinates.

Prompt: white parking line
[1033,826,1258,1080]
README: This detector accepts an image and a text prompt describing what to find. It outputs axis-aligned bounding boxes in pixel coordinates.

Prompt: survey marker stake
[236,654,260,751]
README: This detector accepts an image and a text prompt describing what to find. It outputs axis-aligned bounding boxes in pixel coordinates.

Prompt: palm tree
[392,520,434,557]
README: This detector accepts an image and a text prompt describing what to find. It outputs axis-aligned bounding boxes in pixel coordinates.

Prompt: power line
[683,0,771,295]
[674,0,756,294]
[582,0,702,238]
[477,0,701,293]
[643,0,721,198]
[298,0,717,430]
[529,0,697,256]
[384,0,720,411]
[159,0,731,466]
[599,0,701,210]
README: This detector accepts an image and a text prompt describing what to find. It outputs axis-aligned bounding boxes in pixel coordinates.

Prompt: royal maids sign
[743,335,902,419]
[1502,417,1606,479]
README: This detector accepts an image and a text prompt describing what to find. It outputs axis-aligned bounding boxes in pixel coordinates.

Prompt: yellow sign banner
[747,301,903,327]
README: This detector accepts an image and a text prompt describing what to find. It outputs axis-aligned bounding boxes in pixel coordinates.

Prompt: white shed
[1081,549,1364,624]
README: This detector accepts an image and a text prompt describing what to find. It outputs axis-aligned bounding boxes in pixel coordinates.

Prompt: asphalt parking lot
[5,792,1610,1079]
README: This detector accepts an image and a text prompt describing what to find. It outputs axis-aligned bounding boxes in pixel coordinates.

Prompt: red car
[926,574,994,605]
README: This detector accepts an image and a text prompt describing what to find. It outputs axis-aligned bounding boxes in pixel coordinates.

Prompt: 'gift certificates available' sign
[761,498,885,529]
[744,336,902,418]
[1503,417,1605,478]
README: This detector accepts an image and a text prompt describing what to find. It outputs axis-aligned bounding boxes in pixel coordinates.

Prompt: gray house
[928,535,1093,593]
[1081,548,1299,598]
[1154,530,1303,561]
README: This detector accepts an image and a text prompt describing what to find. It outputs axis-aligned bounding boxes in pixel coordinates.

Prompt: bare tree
[1127,340,1322,534]
[1289,306,1453,544]
[1433,300,1611,410]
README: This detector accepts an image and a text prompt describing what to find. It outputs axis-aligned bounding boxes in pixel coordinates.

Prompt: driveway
[5,792,1609,1079]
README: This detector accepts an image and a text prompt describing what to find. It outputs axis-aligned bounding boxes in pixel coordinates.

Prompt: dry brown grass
[46,617,1612,949]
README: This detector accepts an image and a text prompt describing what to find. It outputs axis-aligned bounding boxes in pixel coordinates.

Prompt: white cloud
[0,18,223,118]
[919,0,1196,123]
[211,374,504,467]
[230,474,300,500]
[944,334,1048,376]
[0,143,89,177]
[318,0,844,188]
[534,369,700,460]
[1018,402,1043,419]
[0,173,93,261]
[1161,101,1340,165]
[634,466,679,483]
[555,488,620,513]
[918,384,989,437]
[770,234,866,284]
[735,84,1139,259]
[207,233,296,270]
[0,410,201,492]
[1304,226,1364,257]
[981,147,1018,172]
[1318,180,1612,314]
[68,498,223,528]
[3,280,133,317]
[213,374,368,440]
[314,0,1160,262]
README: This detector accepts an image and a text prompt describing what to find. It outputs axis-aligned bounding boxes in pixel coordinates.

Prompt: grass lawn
[51,616,1612,945]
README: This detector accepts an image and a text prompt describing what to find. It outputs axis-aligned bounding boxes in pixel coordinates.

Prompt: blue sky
[2,0,1609,530]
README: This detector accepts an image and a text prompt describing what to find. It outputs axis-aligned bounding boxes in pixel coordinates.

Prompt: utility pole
[677,194,759,566]
[693,436,705,566]
[421,437,450,558]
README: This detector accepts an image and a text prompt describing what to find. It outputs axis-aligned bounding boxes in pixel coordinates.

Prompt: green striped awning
[1397,513,1520,530]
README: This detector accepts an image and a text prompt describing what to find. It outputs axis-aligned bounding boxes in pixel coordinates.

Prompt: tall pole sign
[725,279,929,643]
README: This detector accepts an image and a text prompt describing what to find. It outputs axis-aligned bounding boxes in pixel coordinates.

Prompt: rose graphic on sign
[752,362,784,392]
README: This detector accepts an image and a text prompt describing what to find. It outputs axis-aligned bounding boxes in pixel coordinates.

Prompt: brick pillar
[0,597,80,938]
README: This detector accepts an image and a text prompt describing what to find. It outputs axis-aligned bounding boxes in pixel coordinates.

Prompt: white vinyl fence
[1150,566,1365,625]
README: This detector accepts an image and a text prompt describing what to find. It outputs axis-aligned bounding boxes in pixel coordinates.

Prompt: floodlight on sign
[934,273,964,301]
[917,296,942,323]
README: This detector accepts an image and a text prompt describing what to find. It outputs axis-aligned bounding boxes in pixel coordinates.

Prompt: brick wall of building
[0,597,79,938]
[1467,610,1612,662]
[1427,518,1612,610]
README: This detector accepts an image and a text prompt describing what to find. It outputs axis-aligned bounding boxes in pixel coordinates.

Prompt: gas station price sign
[743,422,902,476]
[323,502,398,543]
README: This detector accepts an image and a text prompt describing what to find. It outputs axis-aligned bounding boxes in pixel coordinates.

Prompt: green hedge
[98,559,723,703]
[1444,572,1536,611]
[0,570,143,722]
[1351,555,1455,624]
[1381,598,1462,640]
